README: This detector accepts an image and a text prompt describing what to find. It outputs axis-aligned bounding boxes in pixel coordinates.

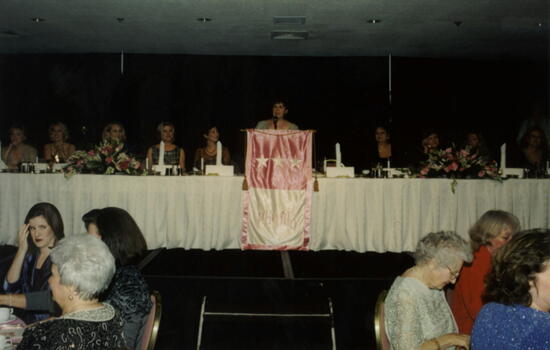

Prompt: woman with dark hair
[93,207,151,350]
[367,124,401,168]
[256,99,299,130]
[463,131,492,163]
[193,126,231,170]
[1,125,37,170]
[2,202,64,323]
[471,229,550,348]
[146,121,185,170]
[516,126,549,176]
[450,210,520,334]
[43,122,76,163]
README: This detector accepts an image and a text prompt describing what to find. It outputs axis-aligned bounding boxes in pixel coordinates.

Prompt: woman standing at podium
[256,99,299,130]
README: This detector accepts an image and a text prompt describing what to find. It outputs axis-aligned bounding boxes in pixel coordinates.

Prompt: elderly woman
[17,234,125,349]
[3,202,64,323]
[193,126,231,170]
[385,231,472,350]
[256,99,299,130]
[1,125,37,170]
[147,121,185,170]
[43,122,76,163]
[471,229,550,349]
[450,210,520,334]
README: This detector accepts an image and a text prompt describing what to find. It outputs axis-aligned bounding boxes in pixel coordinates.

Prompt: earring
[68,295,74,301]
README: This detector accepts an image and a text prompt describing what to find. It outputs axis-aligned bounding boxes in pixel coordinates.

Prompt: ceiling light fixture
[31,17,45,23]
[366,19,381,24]
[197,18,212,23]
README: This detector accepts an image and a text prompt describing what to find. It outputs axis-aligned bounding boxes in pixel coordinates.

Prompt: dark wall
[0,54,547,170]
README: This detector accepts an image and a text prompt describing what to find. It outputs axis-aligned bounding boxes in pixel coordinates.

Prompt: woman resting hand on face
[3,202,64,324]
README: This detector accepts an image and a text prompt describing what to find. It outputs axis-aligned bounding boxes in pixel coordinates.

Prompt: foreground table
[0,173,548,252]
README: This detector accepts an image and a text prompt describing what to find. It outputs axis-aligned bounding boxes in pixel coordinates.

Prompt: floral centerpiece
[63,140,145,178]
[415,146,501,182]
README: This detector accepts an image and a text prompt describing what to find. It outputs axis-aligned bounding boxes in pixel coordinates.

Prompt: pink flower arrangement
[63,140,144,178]
[416,145,501,180]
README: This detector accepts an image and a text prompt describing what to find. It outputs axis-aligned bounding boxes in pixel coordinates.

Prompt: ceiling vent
[271,30,309,40]
[273,16,306,25]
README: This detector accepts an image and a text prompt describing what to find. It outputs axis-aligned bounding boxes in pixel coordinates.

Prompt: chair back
[139,290,162,350]
[374,290,391,350]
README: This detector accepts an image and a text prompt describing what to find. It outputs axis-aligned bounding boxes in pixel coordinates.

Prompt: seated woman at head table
[366,124,402,168]
[450,210,520,334]
[0,207,151,350]
[193,126,231,170]
[384,231,472,350]
[2,202,64,324]
[255,99,299,130]
[43,122,76,163]
[406,128,442,168]
[511,126,549,176]
[146,121,185,171]
[471,229,550,349]
[16,234,126,350]
[1,125,37,170]
[462,130,492,163]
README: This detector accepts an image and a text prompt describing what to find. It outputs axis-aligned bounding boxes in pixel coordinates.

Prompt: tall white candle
[335,143,341,167]
[216,141,222,165]
[201,157,204,174]
[500,143,506,169]
[159,141,165,166]
[145,157,149,171]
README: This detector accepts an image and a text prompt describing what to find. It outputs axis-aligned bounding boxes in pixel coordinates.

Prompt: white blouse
[384,276,457,350]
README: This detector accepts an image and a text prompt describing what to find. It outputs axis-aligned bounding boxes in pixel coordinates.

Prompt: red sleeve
[450,246,492,334]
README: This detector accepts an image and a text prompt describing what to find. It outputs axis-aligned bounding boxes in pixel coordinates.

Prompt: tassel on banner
[242,176,248,191]
[314,176,319,192]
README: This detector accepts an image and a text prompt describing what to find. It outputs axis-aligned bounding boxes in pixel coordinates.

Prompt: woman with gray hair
[17,234,126,349]
[385,231,473,350]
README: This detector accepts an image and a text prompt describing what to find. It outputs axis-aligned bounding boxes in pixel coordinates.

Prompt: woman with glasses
[385,231,472,350]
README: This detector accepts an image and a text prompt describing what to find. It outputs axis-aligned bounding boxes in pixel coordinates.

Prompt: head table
[0,173,548,253]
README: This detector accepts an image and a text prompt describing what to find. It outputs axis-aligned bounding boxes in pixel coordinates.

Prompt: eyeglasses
[446,265,461,280]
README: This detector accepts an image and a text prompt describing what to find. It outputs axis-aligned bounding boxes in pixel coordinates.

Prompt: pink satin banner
[241,129,313,250]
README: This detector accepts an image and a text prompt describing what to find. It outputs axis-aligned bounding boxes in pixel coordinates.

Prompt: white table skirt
[0,173,548,252]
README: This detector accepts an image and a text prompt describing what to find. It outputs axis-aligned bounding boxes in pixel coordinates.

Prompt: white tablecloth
[0,173,548,252]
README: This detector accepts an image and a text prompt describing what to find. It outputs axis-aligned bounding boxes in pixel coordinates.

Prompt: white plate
[0,315,16,324]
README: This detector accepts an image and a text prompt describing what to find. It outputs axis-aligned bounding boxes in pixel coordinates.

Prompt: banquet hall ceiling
[0,0,548,60]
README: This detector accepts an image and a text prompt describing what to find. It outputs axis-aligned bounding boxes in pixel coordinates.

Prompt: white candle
[387,158,391,169]
[216,141,222,166]
[159,141,165,166]
[500,143,506,169]
[35,156,38,163]
[145,157,149,171]
[335,143,341,167]
[201,157,204,174]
